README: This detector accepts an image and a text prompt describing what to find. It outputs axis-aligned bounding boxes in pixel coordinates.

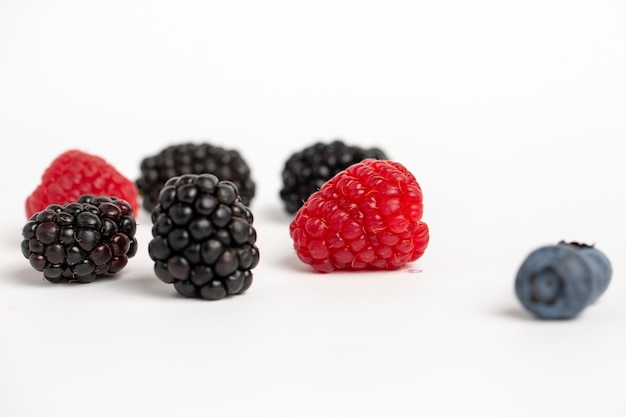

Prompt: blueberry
[514,241,612,319]
[575,243,612,303]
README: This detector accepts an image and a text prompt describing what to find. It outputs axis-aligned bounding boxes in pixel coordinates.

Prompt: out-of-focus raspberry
[25,149,139,218]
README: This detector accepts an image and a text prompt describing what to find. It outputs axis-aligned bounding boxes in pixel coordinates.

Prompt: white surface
[1,1,625,416]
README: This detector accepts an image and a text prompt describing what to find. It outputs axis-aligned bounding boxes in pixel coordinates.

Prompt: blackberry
[136,142,256,213]
[148,173,260,300]
[21,195,138,283]
[279,139,388,214]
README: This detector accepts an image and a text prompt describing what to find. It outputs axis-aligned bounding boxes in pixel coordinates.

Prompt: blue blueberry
[574,243,612,303]
[514,242,612,319]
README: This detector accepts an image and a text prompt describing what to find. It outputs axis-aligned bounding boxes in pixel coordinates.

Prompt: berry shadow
[112,273,180,299]
[112,273,253,302]
[270,253,313,274]
[495,307,537,322]
[5,264,126,288]
[5,264,52,287]
[272,253,427,277]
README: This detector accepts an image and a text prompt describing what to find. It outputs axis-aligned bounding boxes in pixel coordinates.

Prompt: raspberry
[136,142,256,213]
[289,159,429,273]
[280,139,388,214]
[20,195,138,283]
[148,173,260,300]
[25,149,139,219]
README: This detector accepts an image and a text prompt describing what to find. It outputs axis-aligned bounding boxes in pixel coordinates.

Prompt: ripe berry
[280,139,388,214]
[25,149,139,219]
[148,173,260,300]
[21,195,138,283]
[514,241,612,319]
[136,142,256,213]
[289,159,429,273]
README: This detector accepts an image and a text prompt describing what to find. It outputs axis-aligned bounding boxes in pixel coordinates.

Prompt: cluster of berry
[19,140,612,318]
[22,144,262,301]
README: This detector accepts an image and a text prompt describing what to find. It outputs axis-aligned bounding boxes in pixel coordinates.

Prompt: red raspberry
[289,159,429,273]
[25,149,139,219]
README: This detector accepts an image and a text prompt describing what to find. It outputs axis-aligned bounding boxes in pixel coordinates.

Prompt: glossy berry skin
[515,241,612,319]
[148,173,260,300]
[136,142,256,213]
[25,149,139,219]
[20,195,138,283]
[289,159,429,273]
[280,139,388,214]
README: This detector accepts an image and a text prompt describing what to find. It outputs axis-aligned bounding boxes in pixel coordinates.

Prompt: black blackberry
[279,139,388,214]
[148,173,260,300]
[136,142,256,213]
[20,195,138,283]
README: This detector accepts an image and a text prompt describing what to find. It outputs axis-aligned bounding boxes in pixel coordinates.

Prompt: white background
[1,1,625,416]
